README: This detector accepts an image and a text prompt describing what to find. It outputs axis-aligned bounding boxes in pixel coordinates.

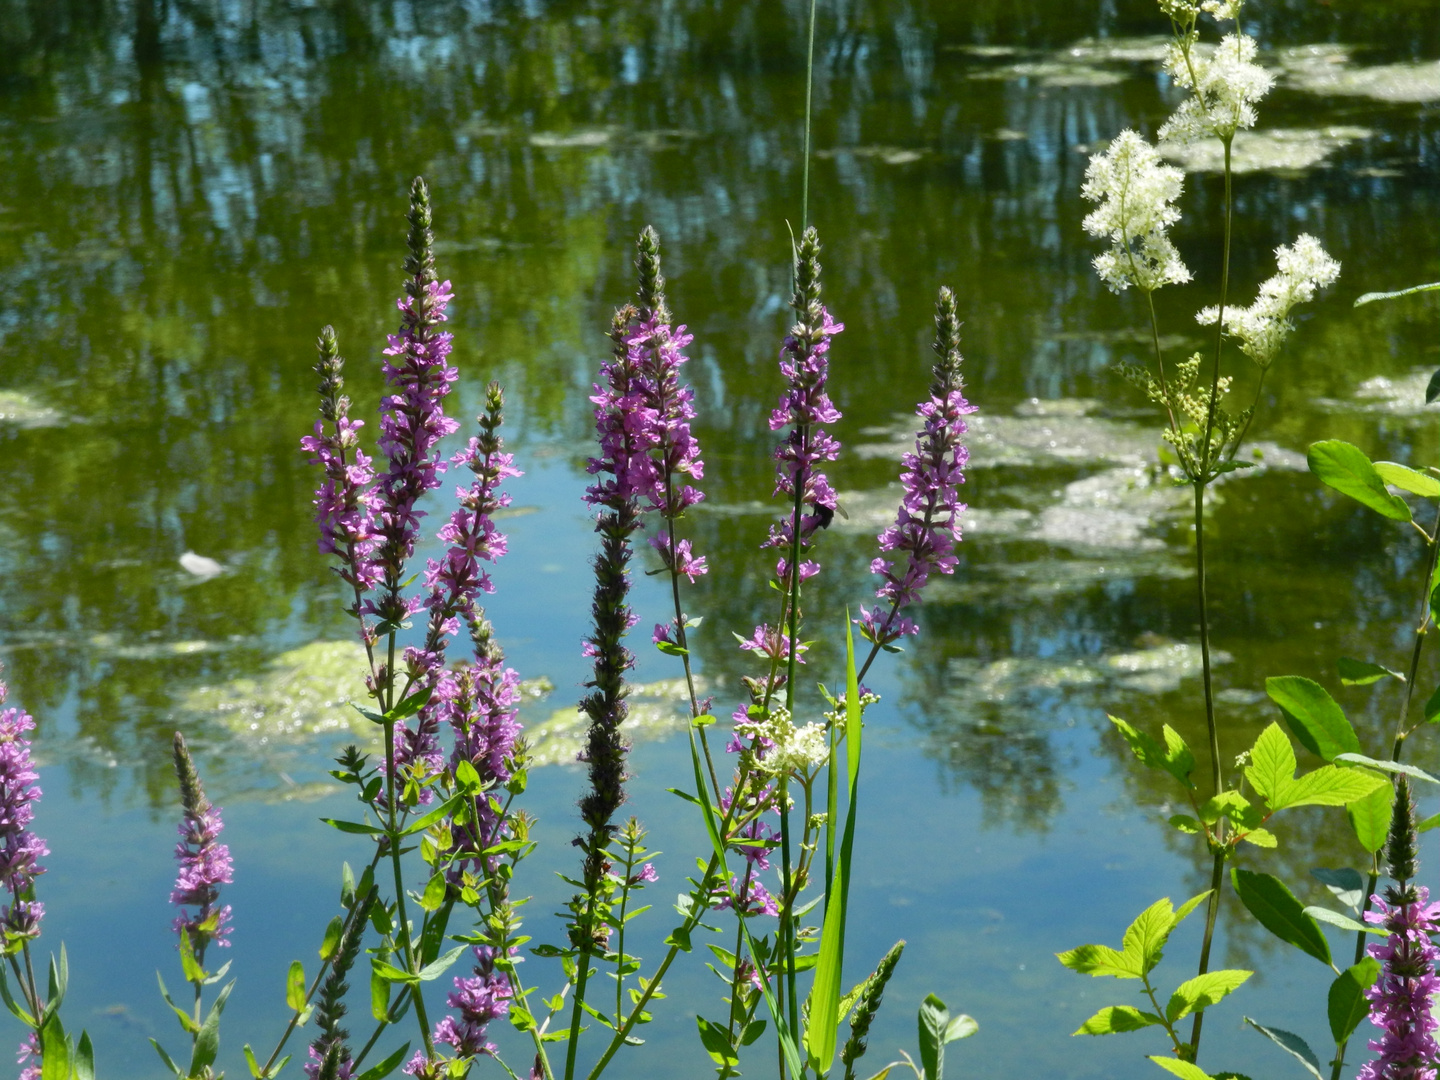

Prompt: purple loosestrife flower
[0,681,46,952]
[1360,777,1440,1080]
[859,287,975,649]
[170,733,233,960]
[301,326,382,627]
[430,945,513,1059]
[304,892,371,1080]
[762,226,842,589]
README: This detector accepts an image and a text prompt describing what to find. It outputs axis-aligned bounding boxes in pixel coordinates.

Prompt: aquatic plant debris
[0,390,66,429]
[1277,44,1440,104]
[1160,126,1372,175]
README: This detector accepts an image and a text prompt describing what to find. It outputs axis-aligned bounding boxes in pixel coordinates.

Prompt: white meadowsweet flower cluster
[1081,130,1192,294]
[1199,0,1240,20]
[734,705,830,778]
[1196,234,1341,368]
[1159,32,1273,145]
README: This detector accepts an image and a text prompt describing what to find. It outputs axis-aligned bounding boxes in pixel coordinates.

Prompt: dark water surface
[0,1,1437,1077]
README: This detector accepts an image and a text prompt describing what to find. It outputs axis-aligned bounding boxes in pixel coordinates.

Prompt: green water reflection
[0,0,1436,1076]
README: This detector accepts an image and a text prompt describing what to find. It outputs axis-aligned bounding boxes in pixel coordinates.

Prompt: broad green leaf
[74,1030,94,1080]
[695,1016,738,1068]
[1165,969,1252,1023]
[1302,906,1376,935]
[1242,1018,1323,1080]
[286,960,306,1012]
[418,872,447,913]
[398,792,467,837]
[1265,677,1359,761]
[1246,723,1297,805]
[918,994,949,1080]
[1169,814,1201,834]
[39,1011,68,1080]
[387,685,433,722]
[1124,897,1185,976]
[1348,782,1394,853]
[1337,657,1404,686]
[1231,869,1331,966]
[1328,959,1381,1044]
[189,978,234,1077]
[1307,440,1412,522]
[1148,1058,1214,1080]
[370,966,391,1021]
[1073,1005,1164,1035]
[178,924,206,983]
[1110,717,1195,789]
[1374,461,1440,498]
[1310,867,1366,913]
[1241,828,1277,848]
[1353,281,1440,307]
[1249,727,1388,812]
[417,944,468,982]
[1336,753,1440,784]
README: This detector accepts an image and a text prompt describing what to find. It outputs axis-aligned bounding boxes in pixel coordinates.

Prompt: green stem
[562,941,594,1080]
[800,0,818,232]
[383,704,433,1061]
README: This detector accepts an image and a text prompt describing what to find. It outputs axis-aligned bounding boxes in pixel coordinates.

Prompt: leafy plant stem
[383,707,433,1061]
[1143,290,1179,433]
[563,934,594,1080]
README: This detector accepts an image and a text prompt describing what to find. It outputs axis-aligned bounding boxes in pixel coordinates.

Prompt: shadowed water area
[0,0,1437,1076]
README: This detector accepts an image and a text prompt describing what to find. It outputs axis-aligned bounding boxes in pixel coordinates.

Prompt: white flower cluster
[1159,32,1274,145]
[1081,130,1192,294]
[1196,234,1341,368]
[1199,0,1240,20]
[734,705,830,778]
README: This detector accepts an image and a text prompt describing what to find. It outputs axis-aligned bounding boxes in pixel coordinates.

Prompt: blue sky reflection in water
[0,0,1437,1077]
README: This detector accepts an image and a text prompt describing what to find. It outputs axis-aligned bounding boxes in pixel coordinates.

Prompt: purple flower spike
[762,228,843,589]
[859,286,974,649]
[431,945,514,1060]
[0,679,47,951]
[1360,884,1440,1080]
[170,734,233,960]
[17,1032,39,1080]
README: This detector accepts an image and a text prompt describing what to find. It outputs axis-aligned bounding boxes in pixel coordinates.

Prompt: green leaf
[1421,812,1440,834]
[1248,726,1388,812]
[286,960,306,1012]
[1348,782,1395,853]
[417,945,468,982]
[320,818,385,836]
[1241,828,1277,848]
[373,959,419,985]
[74,1030,94,1080]
[418,873,447,914]
[149,1039,184,1079]
[355,1043,411,1080]
[1165,969,1252,1023]
[654,640,688,657]
[370,966,391,1021]
[1310,867,1366,913]
[1425,684,1440,724]
[319,916,344,961]
[1148,1058,1214,1080]
[1353,281,1440,307]
[1266,676,1359,761]
[918,994,949,1080]
[1124,898,1185,976]
[189,978,234,1078]
[695,1016,738,1068]
[1110,716,1195,789]
[244,1044,263,1079]
[1056,943,1142,979]
[1374,461,1440,498]
[1337,657,1404,686]
[1303,906,1377,935]
[178,923,206,984]
[1308,440,1412,522]
[1231,869,1331,966]
[1335,753,1440,784]
[40,1011,68,1080]
[1072,1005,1164,1035]
[399,792,467,837]
[1242,1018,1324,1080]
[1169,815,1201,834]
[805,612,865,1075]
[387,685,433,722]
[1328,959,1382,1044]
[943,1015,977,1043]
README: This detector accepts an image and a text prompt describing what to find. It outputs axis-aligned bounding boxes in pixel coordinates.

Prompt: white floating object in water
[179,551,224,580]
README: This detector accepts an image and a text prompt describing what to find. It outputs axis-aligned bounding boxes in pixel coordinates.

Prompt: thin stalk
[779,428,808,1060]
[1187,135,1234,1063]
[562,942,594,1080]
[383,700,433,1059]
[800,0,818,232]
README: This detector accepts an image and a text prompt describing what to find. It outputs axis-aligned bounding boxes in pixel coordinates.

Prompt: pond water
[0,1,1437,1077]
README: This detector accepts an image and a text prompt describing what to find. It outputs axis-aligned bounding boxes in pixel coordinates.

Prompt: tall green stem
[800,0,818,232]
[1187,135,1233,1063]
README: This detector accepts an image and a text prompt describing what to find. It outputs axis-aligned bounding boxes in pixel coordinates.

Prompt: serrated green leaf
[1348,782,1395,853]
[1329,959,1381,1044]
[1249,727,1388,812]
[1241,828,1277,848]
[1165,969,1252,1023]
[1231,869,1331,965]
[1110,717,1195,789]
[1148,1057,1213,1080]
[1308,440,1412,522]
[1246,723,1296,804]
[1056,943,1143,979]
[1169,814,1201,834]
[1124,897,1184,976]
[1265,676,1359,761]
[286,960,306,1012]
[1337,657,1405,686]
[1242,1018,1323,1080]
[1072,1005,1164,1035]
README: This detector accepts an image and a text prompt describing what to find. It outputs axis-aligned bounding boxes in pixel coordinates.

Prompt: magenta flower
[16,1032,39,1080]
[1359,885,1440,1079]
[0,687,47,949]
[170,734,233,958]
[859,287,974,649]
